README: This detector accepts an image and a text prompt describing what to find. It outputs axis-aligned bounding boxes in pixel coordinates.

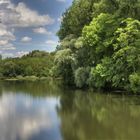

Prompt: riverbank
[0,76,51,81]
[0,80,140,140]
[0,76,139,94]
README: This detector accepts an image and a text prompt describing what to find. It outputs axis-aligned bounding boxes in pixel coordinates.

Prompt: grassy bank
[0,76,49,81]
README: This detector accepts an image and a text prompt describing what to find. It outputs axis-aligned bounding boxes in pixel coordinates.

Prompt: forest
[0,51,54,79]
[0,0,140,93]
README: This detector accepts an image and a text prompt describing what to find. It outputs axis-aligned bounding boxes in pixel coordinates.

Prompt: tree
[111,18,140,89]
[25,66,33,76]
[2,61,17,77]
[88,57,114,89]
[0,55,2,60]
[74,67,90,88]
[118,0,140,20]
[54,49,75,85]
[129,73,140,93]
[0,51,54,78]
[55,0,140,93]
[88,18,140,91]
[82,13,120,64]
[57,0,98,40]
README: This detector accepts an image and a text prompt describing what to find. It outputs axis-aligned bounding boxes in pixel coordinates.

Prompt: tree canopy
[55,0,140,93]
[0,51,54,78]
[0,0,140,93]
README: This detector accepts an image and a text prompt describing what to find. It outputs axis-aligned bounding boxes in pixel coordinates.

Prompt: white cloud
[2,51,29,58]
[0,0,10,5]
[0,0,55,51]
[21,36,32,43]
[0,24,16,50]
[33,27,52,35]
[0,44,16,50]
[2,52,14,58]
[0,31,15,42]
[0,24,14,39]
[0,40,8,46]
[0,1,55,27]
[16,51,29,57]
[57,16,63,22]
[0,94,60,140]
[45,40,58,46]
[56,0,66,2]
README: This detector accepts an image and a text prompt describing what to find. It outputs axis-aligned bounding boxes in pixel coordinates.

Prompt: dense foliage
[0,50,54,78]
[55,0,140,93]
[0,0,140,93]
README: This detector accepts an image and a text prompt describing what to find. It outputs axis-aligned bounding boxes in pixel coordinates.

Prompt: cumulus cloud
[0,23,16,50]
[57,16,63,22]
[0,44,16,50]
[0,40,8,46]
[0,1,54,27]
[56,0,66,2]
[1,52,14,58]
[33,27,52,35]
[2,51,29,58]
[0,24,15,40]
[46,40,58,46]
[0,0,54,52]
[0,0,10,5]
[0,93,60,140]
[16,51,29,57]
[21,36,32,43]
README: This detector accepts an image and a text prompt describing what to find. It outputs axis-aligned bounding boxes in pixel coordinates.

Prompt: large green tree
[55,0,140,93]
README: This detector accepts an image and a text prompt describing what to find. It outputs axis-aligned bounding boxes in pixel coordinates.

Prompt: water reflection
[0,81,62,140]
[58,91,140,140]
[0,81,140,140]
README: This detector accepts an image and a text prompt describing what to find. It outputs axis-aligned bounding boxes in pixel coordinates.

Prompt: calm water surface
[0,80,140,140]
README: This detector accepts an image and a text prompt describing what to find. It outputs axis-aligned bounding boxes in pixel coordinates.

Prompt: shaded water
[0,80,140,140]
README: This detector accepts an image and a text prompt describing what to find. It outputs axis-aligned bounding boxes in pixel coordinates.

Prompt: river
[0,80,140,140]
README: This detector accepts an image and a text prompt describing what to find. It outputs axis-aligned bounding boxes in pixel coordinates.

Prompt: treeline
[0,0,140,93]
[53,0,140,93]
[0,50,54,78]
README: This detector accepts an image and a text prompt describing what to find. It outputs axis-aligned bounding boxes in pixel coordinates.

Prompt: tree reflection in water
[0,80,140,140]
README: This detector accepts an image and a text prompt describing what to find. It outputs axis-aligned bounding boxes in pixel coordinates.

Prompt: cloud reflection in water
[0,93,62,140]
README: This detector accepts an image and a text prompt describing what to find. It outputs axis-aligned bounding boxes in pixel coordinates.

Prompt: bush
[88,57,113,89]
[25,76,39,81]
[88,65,106,89]
[74,67,90,88]
[129,73,140,93]
[16,75,24,80]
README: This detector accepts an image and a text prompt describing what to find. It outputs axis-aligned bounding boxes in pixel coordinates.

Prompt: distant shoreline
[0,76,54,81]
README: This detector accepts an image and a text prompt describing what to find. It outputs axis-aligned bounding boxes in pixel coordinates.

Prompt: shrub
[74,67,90,88]
[129,73,140,93]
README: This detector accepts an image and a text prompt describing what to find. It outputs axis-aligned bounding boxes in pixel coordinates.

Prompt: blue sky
[0,0,73,58]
